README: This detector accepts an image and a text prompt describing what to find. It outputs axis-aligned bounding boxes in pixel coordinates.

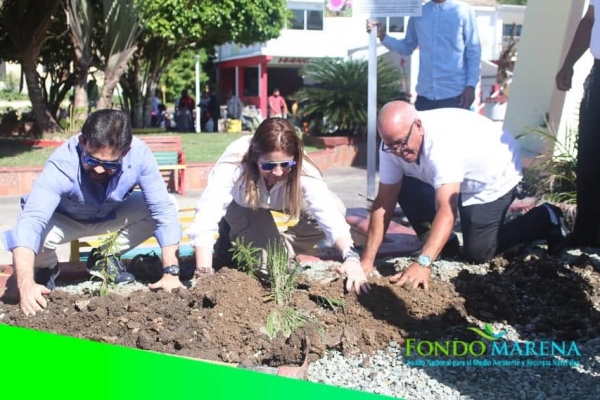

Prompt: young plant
[88,230,124,296]
[230,237,262,276]
[266,307,312,340]
[313,294,347,323]
[265,240,300,306]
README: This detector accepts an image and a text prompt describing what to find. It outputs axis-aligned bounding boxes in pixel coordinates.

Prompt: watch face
[417,255,432,267]
[164,266,180,276]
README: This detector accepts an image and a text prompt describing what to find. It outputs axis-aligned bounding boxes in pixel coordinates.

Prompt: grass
[0,131,323,167]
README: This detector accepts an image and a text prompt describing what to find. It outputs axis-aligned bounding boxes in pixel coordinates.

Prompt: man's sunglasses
[260,160,297,171]
[82,154,122,170]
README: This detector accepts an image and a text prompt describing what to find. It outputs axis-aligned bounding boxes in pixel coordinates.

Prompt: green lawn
[0,132,323,167]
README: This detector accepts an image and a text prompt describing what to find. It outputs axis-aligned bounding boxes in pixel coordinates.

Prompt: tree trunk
[97,47,137,110]
[72,64,89,130]
[21,54,60,136]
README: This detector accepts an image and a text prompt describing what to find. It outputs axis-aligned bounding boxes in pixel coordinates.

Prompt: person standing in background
[268,88,289,118]
[555,1,600,248]
[366,0,481,111]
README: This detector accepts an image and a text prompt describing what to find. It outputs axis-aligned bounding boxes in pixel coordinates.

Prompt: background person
[268,88,289,118]
[186,118,370,295]
[360,101,568,291]
[366,0,481,111]
[555,1,600,248]
[0,110,183,316]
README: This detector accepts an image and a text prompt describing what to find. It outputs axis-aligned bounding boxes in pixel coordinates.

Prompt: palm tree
[295,57,404,136]
[96,0,143,110]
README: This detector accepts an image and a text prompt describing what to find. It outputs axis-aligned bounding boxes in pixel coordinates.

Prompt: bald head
[377,101,418,143]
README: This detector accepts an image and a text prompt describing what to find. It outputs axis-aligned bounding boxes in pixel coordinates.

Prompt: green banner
[1,324,392,399]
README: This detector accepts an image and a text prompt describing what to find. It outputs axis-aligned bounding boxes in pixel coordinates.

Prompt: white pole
[367,23,378,201]
[235,66,239,96]
[195,54,201,133]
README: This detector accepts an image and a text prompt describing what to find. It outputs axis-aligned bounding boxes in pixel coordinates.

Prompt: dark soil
[2,250,600,367]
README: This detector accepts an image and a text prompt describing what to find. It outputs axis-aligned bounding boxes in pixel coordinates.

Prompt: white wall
[504,0,590,163]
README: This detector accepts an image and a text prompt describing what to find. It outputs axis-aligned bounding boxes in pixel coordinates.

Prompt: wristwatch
[163,265,180,276]
[343,246,361,262]
[416,254,433,268]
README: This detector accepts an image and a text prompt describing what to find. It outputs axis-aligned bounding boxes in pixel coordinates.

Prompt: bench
[139,135,186,195]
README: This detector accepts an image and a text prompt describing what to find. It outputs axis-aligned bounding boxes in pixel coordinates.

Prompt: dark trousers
[414,95,462,111]
[572,60,600,246]
[398,177,552,263]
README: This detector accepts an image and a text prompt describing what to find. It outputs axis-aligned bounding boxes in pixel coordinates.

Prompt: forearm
[562,19,594,69]
[361,207,391,264]
[334,236,354,256]
[161,244,179,266]
[420,212,455,260]
[194,246,213,271]
[13,247,36,287]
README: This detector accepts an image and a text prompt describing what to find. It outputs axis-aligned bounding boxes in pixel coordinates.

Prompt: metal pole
[195,54,201,133]
[367,23,378,201]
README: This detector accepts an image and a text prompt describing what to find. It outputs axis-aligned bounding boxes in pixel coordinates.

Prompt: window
[290,9,305,30]
[382,16,405,34]
[289,9,323,31]
[503,24,522,37]
[307,10,323,30]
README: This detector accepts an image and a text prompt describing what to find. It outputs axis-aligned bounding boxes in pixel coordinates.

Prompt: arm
[381,17,418,56]
[389,182,460,291]
[136,146,183,291]
[557,5,595,91]
[11,162,70,315]
[460,7,482,108]
[360,181,402,274]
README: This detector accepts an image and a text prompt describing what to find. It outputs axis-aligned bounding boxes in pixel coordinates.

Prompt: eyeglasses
[82,153,122,170]
[259,160,297,171]
[381,120,416,154]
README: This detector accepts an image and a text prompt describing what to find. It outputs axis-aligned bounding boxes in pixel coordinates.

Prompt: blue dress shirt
[381,0,482,100]
[3,135,181,253]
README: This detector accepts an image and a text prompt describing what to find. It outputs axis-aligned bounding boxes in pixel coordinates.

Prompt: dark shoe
[544,204,569,256]
[86,248,135,285]
[34,263,61,291]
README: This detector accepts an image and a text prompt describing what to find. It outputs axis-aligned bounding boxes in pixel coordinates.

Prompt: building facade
[215,0,526,118]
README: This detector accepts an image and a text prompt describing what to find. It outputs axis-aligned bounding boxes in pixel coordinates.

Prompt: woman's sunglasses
[82,154,122,170]
[259,160,297,171]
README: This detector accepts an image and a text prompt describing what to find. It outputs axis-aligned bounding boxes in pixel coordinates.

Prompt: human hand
[459,86,475,109]
[19,280,51,316]
[148,274,185,292]
[389,262,431,291]
[555,66,573,91]
[365,19,385,41]
[336,258,371,295]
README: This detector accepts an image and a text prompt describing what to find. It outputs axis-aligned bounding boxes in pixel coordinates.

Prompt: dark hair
[240,118,304,218]
[80,109,132,154]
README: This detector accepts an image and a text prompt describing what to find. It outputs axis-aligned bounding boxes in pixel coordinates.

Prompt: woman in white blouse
[187,118,370,294]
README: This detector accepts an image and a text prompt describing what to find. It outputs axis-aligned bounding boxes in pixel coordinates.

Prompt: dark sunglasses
[260,160,297,171]
[82,153,122,170]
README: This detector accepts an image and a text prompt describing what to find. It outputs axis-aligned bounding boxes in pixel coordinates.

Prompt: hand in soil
[337,258,371,295]
[147,274,185,292]
[19,281,51,316]
[389,262,431,291]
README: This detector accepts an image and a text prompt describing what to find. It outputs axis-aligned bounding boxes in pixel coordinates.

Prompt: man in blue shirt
[367,0,482,111]
[1,109,183,316]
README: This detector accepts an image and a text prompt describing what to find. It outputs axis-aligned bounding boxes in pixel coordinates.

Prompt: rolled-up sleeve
[137,145,181,246]
[186,162,239,249]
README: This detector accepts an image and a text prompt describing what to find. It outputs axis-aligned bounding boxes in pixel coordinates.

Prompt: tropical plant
[295,57,405,136]
[521,123,578,206]
[230,237,262,277]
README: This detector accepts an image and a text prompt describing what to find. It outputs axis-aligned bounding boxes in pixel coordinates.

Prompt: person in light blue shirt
[1,109,183,316]
[367,0,482,111]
